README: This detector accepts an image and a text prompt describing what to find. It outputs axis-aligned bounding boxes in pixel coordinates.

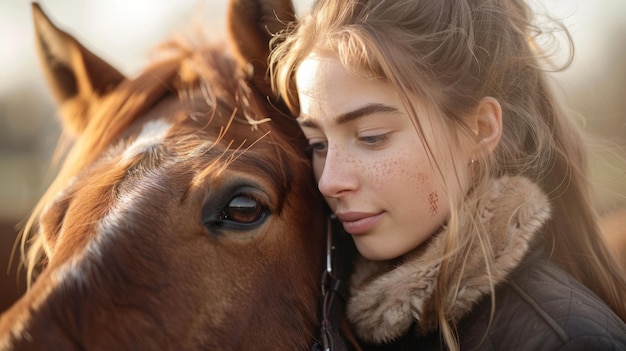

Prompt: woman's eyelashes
[358,133,390,147]
[308,140,328,154]
[305,131,391,155]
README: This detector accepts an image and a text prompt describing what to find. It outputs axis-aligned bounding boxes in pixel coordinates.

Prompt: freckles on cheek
[368,158,402,191]
[413,172,439,217]
[428,192,439,216]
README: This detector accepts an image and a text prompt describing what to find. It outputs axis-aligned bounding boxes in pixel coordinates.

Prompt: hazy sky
[1,0,625,90]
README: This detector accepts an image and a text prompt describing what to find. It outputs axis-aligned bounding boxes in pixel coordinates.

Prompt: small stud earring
[469,159,477,166]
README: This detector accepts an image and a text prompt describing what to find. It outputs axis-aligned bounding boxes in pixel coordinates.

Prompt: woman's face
[296,54,470,260]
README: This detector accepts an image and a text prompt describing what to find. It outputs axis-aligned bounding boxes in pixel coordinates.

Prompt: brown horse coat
[0,1,326,350]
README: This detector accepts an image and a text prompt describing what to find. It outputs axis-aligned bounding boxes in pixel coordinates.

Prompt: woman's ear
[472,97,502,155]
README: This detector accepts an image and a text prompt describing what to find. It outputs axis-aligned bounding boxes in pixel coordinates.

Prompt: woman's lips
[335,211,384,235]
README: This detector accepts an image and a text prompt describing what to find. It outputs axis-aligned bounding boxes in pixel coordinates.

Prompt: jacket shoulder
[458,256,626,350]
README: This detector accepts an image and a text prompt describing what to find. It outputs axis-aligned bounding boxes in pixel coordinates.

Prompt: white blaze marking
[121,120,172,163]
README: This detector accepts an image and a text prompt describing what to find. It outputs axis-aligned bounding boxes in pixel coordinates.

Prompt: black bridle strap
[311,217,351,351]
[318,272,350,351]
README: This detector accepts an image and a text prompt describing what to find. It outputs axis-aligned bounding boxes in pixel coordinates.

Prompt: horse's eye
[218,195,265,224]
[202,187,270,233]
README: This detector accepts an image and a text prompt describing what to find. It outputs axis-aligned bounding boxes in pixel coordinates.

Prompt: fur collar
[346,176,551,344]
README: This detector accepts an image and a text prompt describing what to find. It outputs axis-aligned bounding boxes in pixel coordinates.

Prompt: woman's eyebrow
[299,103,400,128]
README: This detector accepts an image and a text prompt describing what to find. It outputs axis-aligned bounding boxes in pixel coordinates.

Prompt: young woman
[271,0,626,350]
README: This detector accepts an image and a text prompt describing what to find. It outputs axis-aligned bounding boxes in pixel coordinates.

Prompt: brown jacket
[347,176,626,350]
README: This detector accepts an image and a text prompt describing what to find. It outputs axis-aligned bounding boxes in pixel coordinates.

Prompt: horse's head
[0,1,326,350]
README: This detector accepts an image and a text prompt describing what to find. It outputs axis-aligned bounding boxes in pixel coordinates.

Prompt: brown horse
[0,1,327,350]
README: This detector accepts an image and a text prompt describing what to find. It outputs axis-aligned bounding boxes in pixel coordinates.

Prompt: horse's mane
[18,32,300,285]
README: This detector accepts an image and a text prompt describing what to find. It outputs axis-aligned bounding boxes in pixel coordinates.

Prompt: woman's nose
[316,147,358,198]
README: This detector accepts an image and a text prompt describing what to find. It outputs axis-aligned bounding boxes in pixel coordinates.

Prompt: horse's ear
[32,3,126,136]
[227,0,296,98]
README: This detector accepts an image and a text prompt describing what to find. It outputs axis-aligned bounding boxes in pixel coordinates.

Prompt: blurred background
[1,0,625,311]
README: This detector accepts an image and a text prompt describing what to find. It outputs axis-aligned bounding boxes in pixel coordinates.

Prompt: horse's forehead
[120,119,172,163]
[47,87,288,219]
[54,97,275,207]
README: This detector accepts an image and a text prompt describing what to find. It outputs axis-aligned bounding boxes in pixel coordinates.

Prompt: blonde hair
[271,0,626,349]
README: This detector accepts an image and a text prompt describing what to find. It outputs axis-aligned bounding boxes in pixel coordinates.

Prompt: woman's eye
[359,133,389,146]
[217,195,266,224]
[307,140,328,154]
